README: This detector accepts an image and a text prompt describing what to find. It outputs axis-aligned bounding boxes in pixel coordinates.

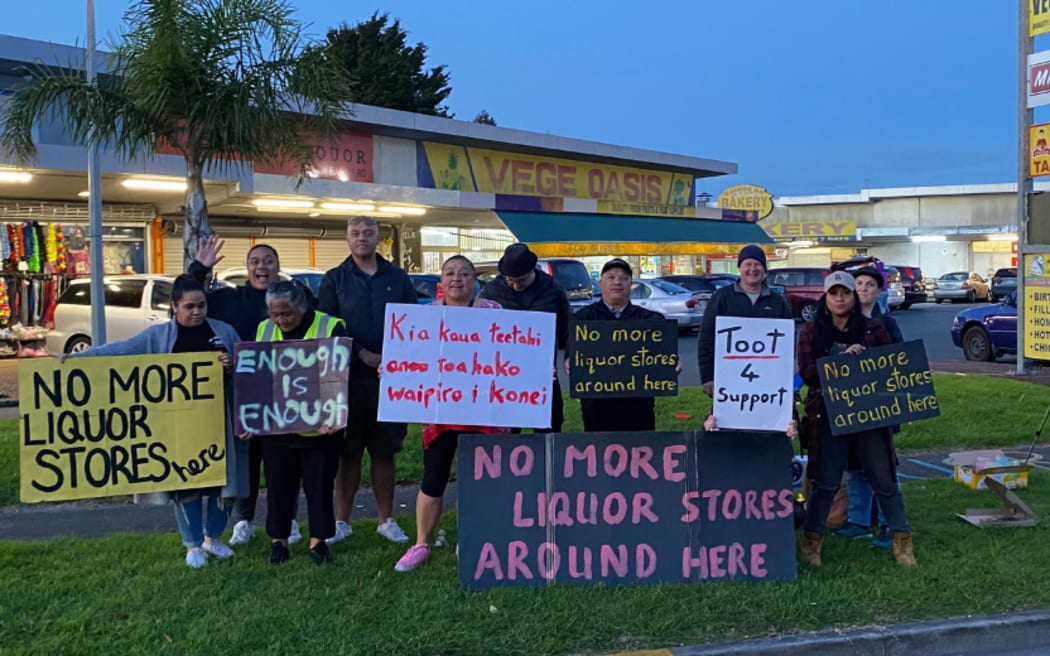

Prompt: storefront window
[64,224,146,276]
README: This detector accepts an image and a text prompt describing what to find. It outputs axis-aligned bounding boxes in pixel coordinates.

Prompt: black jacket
[317,255,416,380]
[697,281,793,385]
[480,269,570,351]
[188,259,268,341]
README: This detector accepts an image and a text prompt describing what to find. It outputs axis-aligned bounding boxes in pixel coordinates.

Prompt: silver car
[933,271,991,303]
[630,279,703,332]
[46,275,174,355]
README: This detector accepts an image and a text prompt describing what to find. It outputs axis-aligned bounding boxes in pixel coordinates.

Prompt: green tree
[0,0,353,268]
[307,12,452,116]
[473,110,497,126]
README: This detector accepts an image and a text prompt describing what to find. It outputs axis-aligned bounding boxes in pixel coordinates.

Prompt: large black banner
[567,319,679,398]
[457,430,796,589]
[817,339,939,436]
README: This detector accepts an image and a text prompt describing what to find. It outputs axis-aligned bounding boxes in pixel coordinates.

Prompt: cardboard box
[957,477,1039,528]
[948,449,1032,490]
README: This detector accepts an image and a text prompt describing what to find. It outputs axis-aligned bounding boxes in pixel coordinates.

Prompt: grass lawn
[1,474,1049,655]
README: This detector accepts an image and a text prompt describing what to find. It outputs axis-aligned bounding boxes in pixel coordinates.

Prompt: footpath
[5,359,1050,655]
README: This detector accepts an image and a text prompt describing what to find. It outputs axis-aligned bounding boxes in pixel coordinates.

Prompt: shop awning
[495,211,773,257]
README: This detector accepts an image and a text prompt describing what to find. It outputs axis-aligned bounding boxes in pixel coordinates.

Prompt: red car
[767,267,831,321]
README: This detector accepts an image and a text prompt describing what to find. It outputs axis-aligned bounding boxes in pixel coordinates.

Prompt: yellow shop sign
[718,185,774,220]
[763,219,857,242]
[418,141,694,205]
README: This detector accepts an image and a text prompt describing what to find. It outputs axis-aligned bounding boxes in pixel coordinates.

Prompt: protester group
[57,216,916,572]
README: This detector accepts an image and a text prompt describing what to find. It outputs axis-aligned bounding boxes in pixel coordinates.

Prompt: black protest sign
[817,339,939,436]
[568,319,679,398]
[457,430,796,590]
[233,337,352,435]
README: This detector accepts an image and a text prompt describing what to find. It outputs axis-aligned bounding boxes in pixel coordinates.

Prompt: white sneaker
[229,520,255,546]
[376,518,409,544]
[185,547,208,568]
[326,520,353,545]
[202,539,234,559]
[289,520,302,545]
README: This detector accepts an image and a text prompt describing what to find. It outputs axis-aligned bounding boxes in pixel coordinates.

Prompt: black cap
[852,266,884,288]
[498,243,538,277]
[601,258,632,277]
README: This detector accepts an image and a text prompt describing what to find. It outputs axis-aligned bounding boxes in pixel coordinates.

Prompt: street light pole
[86,0,106,345]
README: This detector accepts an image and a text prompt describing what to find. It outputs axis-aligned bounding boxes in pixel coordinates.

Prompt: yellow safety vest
[255,311,343,341]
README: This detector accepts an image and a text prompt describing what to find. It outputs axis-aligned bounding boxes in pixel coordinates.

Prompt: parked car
[990,267,1018,302]
[659,275,719,295]
[475,257,594,309]
[46,275,174,356]
[674,273,790,307]
[950,293,1018,361]
[630,279,704,332]
[891,264,927,309]
[767,267,832,321]
[408,273,480,304]
[215,267,326,296]
[933,272,991,303]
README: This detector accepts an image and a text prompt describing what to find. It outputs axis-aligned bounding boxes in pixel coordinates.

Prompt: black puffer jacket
[697,281,793,385]
[479,269,570,350]
[317,255,416,380]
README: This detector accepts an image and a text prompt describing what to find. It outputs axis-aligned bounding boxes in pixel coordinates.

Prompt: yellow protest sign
[19,353,227,503]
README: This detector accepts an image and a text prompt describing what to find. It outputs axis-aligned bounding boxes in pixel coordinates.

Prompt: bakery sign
[718,185,774,221]
[761,219,858,242]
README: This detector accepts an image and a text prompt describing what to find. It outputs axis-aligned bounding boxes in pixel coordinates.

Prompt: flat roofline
[779,181,1050,205]
[0,33,736,178]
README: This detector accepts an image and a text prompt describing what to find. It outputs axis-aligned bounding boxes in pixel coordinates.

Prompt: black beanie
[737,244,767,269]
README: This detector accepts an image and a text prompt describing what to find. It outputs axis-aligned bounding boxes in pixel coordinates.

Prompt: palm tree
[0,0,353,268]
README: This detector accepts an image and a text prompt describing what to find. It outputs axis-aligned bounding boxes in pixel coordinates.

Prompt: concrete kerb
[667,608,1050,656]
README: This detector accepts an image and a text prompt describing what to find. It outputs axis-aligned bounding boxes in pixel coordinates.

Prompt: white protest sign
[378,303,556,428]
[713,316,795,431]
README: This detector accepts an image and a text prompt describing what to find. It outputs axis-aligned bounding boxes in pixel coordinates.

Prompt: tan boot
[800,531,823,567]
[892,532,917,567]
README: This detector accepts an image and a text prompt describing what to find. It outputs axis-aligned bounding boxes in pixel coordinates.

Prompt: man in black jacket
[697,244,793,397]
[570,258,669,432]
[479,243,569,432]
[317,216,417,546]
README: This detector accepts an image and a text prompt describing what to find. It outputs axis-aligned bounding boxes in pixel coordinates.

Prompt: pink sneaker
[394,544,430,572]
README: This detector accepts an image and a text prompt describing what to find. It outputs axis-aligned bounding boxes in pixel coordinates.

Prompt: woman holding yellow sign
[67,274,244,568]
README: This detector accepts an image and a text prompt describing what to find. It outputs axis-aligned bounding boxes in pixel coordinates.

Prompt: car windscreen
[292,273,324,295]
[941,273,966,281]
[649,279,689,295]
[550,261,593,291]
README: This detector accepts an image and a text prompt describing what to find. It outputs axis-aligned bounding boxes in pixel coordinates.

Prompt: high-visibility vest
[254,311,345,436]
[255,311,343,341]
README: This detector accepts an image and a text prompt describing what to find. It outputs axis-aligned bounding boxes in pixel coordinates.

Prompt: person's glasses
[505,273,531,286]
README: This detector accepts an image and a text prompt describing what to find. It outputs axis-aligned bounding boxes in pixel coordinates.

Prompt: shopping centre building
[0,34,774,290]
[767,184,1030,279]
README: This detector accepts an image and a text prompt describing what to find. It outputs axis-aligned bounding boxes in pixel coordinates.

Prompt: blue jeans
[804,420,910,536]
[173,489,230,548]
[845,469,888,527]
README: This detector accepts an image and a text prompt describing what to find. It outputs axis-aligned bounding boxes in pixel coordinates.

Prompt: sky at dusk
[0,2,1031,199]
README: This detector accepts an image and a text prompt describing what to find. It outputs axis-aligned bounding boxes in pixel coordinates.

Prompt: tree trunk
[182,160,210,272]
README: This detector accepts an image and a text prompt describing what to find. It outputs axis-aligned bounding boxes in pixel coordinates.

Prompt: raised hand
[195,234,226,269]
